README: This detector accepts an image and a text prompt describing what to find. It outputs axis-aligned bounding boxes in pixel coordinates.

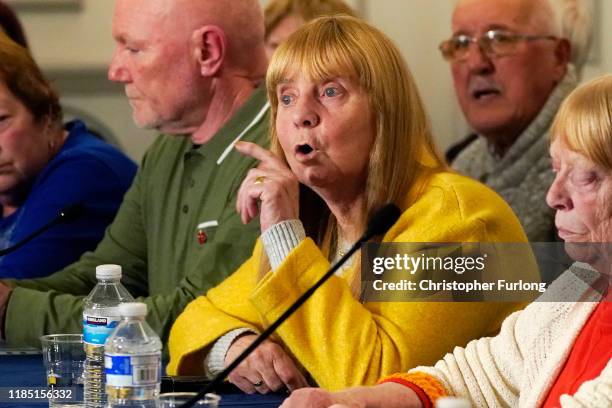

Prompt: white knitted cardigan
[412,263,611,407]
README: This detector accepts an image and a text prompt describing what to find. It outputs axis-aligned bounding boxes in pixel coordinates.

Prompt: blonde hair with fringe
[264,16,445,290]
[551,74,612,171]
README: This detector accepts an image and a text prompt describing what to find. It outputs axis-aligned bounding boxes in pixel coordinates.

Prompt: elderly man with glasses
[442,0,592,242]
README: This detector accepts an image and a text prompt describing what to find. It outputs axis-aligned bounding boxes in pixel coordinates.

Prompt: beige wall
[366,1,461,147]
[12,0,612,162]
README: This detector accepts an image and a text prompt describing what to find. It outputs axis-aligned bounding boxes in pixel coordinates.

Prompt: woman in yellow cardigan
[168,15,531,394]
[278,74,612,408]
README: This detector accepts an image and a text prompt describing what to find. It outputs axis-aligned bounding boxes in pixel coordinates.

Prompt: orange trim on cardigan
[378,371,447,407]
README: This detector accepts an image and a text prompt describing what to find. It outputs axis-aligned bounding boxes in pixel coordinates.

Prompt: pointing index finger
[235,141,284,167]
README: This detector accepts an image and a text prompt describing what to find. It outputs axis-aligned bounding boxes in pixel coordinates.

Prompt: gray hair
[546,0,594,75]
[453,0,594,76]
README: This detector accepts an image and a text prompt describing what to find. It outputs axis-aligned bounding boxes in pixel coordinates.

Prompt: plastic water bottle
[105,302,162,408]
[83,265,134,408]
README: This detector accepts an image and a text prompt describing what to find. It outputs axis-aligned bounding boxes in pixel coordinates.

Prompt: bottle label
[82,314,120,345]
[105,353,161,387]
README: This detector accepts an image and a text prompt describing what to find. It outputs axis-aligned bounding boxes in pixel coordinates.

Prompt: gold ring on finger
[254,176,265,185]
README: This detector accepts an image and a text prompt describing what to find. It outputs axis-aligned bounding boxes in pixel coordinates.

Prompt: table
[0,354,285,407]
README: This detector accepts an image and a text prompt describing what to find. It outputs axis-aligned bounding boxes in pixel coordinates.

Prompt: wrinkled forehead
[550,139,599,171]
[549,139,566,160]
[452,0,545,33]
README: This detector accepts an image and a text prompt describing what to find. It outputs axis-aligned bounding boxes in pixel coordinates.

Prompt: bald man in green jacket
[0,0,270,347]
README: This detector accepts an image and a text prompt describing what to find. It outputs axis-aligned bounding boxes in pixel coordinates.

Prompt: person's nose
[107,48,131,83]
[293,98,320,128]
[463,41,495,75]
[546,174,573,211]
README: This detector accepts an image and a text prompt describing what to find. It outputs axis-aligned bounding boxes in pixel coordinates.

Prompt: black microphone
[0,203,85,257]
[364,203,402,238]
[179,203,401,408]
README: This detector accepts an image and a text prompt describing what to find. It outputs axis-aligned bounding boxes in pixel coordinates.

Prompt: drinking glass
[40,334,85,408]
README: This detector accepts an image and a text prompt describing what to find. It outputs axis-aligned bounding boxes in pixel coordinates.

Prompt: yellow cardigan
[167,171,531,390]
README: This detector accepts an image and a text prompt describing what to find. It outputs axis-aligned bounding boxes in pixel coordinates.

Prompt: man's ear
[192,25,226,77]
[553,38,571,79]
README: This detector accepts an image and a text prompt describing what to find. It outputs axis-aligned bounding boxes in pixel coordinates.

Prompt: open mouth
[472,89,500,99]
[296,143,314,155]
[468,78,501,101]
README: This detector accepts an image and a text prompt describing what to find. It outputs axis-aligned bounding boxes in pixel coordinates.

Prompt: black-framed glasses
[439,29,558,62]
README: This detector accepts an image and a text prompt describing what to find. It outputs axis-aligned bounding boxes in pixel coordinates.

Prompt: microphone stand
[0,204,84,257]
[180,204,400,408]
